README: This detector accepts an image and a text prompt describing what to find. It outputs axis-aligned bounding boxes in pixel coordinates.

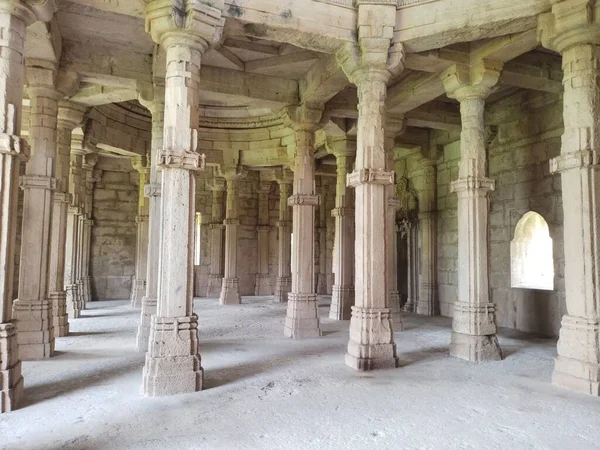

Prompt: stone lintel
[347,168,394,188]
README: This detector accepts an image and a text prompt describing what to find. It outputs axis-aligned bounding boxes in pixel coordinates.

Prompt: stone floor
[1,296,599,450]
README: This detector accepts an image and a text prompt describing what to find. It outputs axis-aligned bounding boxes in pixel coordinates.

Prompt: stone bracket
[288,194,321,207]
[0,133,29,160]
[20,175,58,191]
[347,169,395,188]
[53,192,71,204]
[550,150,600,174]
[450,177,495,193]
[144,183,161,198]
[331,207,355,217]
[158,151,206,171]
[223,219,240,226]
[209,223,225,230]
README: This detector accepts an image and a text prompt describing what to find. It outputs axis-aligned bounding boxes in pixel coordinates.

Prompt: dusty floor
[1,296,599,450]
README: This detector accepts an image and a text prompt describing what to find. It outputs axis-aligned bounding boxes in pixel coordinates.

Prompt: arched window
[510,212,554,291]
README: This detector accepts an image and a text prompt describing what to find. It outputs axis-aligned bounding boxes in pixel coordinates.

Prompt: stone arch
[510,211,554,291]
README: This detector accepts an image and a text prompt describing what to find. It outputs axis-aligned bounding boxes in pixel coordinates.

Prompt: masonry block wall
[435,91,566,336]
[90,165,138,300]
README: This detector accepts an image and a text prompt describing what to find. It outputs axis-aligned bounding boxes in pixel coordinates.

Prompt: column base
[12,299,55,360]
[0,322,23,413]
[219,278,241,305]
[346,306,399,371]
[389,290,403,331]
[416,283,439,316]
[130,278,147,308]
[552,316,599,396]
[254,274,272,296]
[329,285,354,320]
[76,280,85,313]
[449,331,503,362]
[274,277,291,303]
[136,296,157,352]
[142,314,203,396]
[284,293,321,339]
[206,274,223,298]
[49,291,69,337]
[402,297,417,313]
[66,284,81,319]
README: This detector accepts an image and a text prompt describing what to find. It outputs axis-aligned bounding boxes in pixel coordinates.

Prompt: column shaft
[316,185,329,295]
[131,159,150,308]
[274,178,292,302]
[385,140,401,327]
[206,180,225,297]
[330,152,355,320]
[255,182,272,295]
[219,176,243,305]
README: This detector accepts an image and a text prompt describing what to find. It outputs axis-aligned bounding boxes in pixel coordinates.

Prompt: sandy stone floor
[1,297,599,450]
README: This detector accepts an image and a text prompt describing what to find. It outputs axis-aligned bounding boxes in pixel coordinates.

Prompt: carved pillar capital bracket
[538,1,600,53]
[347,168,395,188]
[223,218,240,226]
[550,150,600,174]
[158,151,206,171]
[450,177,496,194]
[276,220,292,228]
[57,101,87,132]
[287,194,320,207]
[331,207,355,217]
[143,182,161,198]
[440,59,503,102]
[20,174,57,191]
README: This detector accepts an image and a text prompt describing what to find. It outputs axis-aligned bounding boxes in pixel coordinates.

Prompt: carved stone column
[49,101,85,336]
[402,215,419,313]
[65,148,83,319]
[416,160,438,316]
[385,120,404,327]
[218,166,246,305]
[539,3,600,395]
[13,59,61,360]
[142,0,220,396]
[338,0,403,369]
[130,157,150,308]
[441,60,503,362]
[274,169,292,303]
[282,104,323,339]
[329,139,355,321]
[316,183,329,295]
[255,180,273,295]
[0,0,42,412]
[206,176,225,297]
[136,89,164,351]
[79,153,98,308]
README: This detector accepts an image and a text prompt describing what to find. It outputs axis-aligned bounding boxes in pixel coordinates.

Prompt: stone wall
[433,91,566,336]
[90,164,138,300]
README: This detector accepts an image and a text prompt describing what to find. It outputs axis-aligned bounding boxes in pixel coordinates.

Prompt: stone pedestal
[131,158,150,308]
[329,145,355,321]
[219,170,246,306]
[206,178,225,297]
[442,61,503,362]
[274,171,292,303]
[142,0,222,394]
[539,6,600,395]
[282,106,323,339]
[254,181,273,295]
[13,61,61,360]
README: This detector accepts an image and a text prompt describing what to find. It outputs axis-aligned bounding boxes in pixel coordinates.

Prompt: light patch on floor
[1,297,599,450]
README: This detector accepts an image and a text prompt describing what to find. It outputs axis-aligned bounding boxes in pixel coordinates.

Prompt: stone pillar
[416,161,438,316]
[539,3,600,395]
[13,59,61,360]
[136,91,164,352]
[316,183,329,295]
[0,0,39,412]
[282,104,323,339]
[255,180,273,295]
[131,157,150,308]
[79,153,98,307]
[205,177,225,297]
[49,101,85,336]
[441,60,503,362]
[274,169,292,303]
[218,167,246,305]
[338,0,403,369]
[142,0,220,396]
[402,217,419,313]
[385,121,404,327]
[65,149,83,319]
[329,139,355,321]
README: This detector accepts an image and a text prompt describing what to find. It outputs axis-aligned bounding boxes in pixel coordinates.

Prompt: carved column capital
[440,60,503,101]
[538,0,600,53]
[206,177,226,192]
[281,102,324,133]
[57,101,86,131]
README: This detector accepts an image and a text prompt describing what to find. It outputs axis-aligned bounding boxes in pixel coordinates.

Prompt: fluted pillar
[206,177,225,297]
[218,166,246,305]
[338,0,403,369]
[13,59,61,360]
[0,0,40,412]
[329,140,355,321]
[136,90,164,351]
[49,101,85,336]
[142,0,220,396]
[255,180,273,295]
[416,161,438,316]
[282,104,323,339]
[441,60,503,362]
[130,157,150,308]
[539,3,600,395]
[274,169,292,302]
